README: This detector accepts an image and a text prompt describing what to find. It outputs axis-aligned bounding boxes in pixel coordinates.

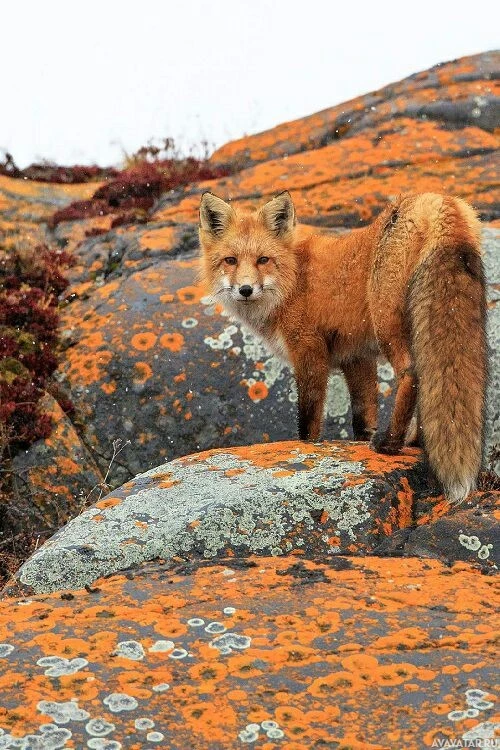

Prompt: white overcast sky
[1,0,497,168]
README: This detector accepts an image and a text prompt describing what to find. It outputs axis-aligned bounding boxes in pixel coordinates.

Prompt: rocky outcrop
[0,555,498,749]
[1,50,499,558]
[166,119,498,228]
[1,46,499,743]
[13,441,498,596]
[205,50,500,226]
[373,493,499,562]
[212,51,499,169]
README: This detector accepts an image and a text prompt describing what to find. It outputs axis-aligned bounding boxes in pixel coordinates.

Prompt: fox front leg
[341,357,378,441]
[293,345,330,441]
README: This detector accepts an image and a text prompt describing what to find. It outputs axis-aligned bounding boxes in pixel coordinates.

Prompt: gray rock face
[8,395,103,536]
[16,440,438,594]
[483,228,500,470]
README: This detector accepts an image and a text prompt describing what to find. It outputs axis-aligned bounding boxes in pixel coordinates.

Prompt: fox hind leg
[371,343,417,454]
[405,411,424,447]
[342,357,378,441]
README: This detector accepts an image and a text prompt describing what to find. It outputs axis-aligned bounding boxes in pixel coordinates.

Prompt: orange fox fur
[199,191,487,502]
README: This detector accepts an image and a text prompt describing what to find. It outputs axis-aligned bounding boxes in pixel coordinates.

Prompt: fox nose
[239,285,253,298]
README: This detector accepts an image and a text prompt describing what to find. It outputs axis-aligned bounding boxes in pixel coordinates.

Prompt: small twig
[81,438,131,508]
[100,438,131,495]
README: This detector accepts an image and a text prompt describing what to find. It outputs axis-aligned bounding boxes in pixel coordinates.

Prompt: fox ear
[199,192,234,238]
[260,191,296,238]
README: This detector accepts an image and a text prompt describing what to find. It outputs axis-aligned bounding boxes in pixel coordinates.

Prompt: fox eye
[257,256,270,265]
[224,257,237,265]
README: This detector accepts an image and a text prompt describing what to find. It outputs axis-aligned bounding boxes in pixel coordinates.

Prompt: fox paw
[370,430,403,455]
[405,434,423,448]
[353,428,376,442]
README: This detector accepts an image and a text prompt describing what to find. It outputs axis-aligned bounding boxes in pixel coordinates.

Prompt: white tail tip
[444,478,476,505]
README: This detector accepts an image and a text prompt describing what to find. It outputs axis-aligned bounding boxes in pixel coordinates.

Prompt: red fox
[199,190,487,503]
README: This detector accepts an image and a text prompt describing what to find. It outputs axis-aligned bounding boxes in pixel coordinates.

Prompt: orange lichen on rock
[247,381,269,402]
[130,332,158,351]
[133,362,153,383]
[159,332,185,351]
[211,51,499,167]
[139,225,176,251]
[100,380,116,394]
[94,496,122,509]
[65,348,113,385]
[0,556,498,748]
[16,439,498,601]
[176,284,204,304]
[158,147,498,227]
[186,439,419,474]
[208,119,496,198]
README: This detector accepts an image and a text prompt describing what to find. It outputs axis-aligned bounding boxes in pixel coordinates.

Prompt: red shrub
[0,152,117,184]
[49,146,230,227]
[110,210,148,228]
[0,377,53,445]
[4,140,232,227]
[21,164,118,184]
[48,199,112,228]
[0,245,72,454]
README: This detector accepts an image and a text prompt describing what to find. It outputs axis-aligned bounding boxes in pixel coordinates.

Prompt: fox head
[199,191,298,318]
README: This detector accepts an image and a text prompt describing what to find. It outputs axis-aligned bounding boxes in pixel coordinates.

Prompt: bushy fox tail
[407,197,487,502]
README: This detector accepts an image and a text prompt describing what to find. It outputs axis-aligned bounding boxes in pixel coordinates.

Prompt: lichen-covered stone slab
[373,491,500,567]
[159,126,498,226]
[0,172,97,250]
[14,440,437,594]
[0,557,498,749]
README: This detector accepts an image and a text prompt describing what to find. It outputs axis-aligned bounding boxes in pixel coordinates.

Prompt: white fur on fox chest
[264,330,290,363]
[225,301,291,364]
